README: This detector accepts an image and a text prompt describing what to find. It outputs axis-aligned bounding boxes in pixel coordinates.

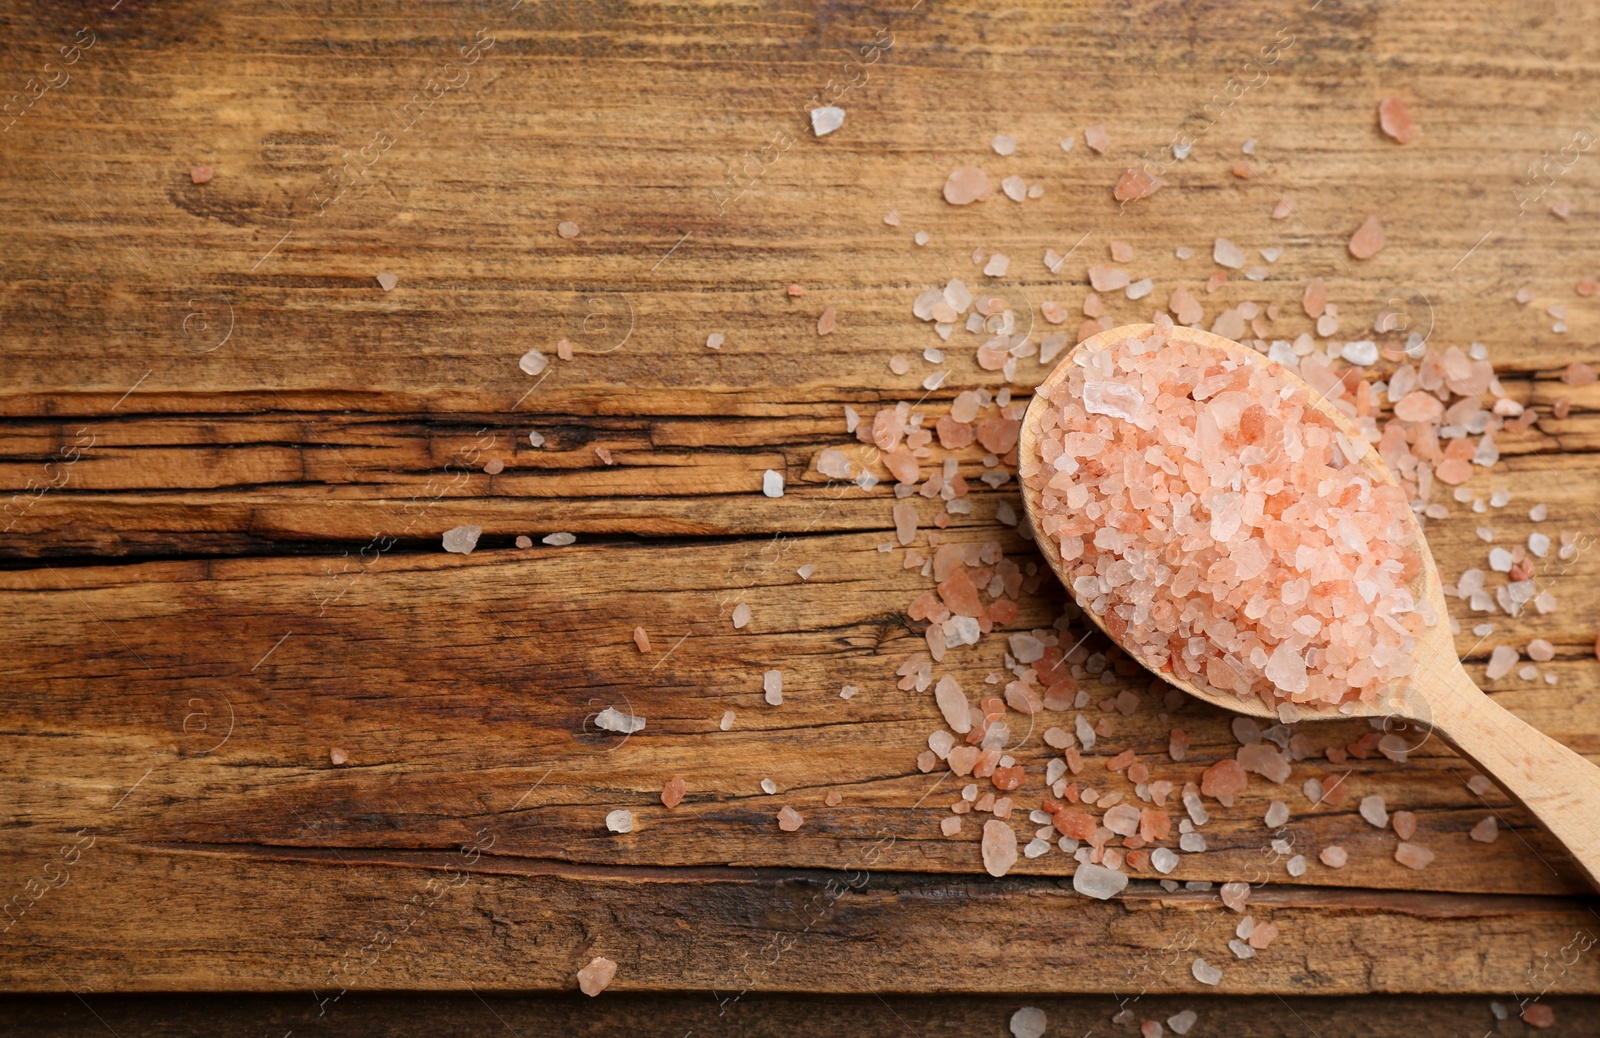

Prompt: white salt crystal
[1024,838,1051,859]
[810,105,845,136]
[605,809,633,833]
[839,684,857,699]
[1126,277,1154,300]
[732,603,752,629]
[1287,854,1306,877]
[1530,503,1548,521]
[763,669,783,705]
[519,348,549,376]
[762,469,784,498]
[1342,340,1378,366]
[528,431,546,447]
[719,710,735,731]
[760,778,778,794]
[543,532,576,546]
[1191,958,1223,986]
[1072,862,1129,900]
[1151,847,1179,874]
[1213,238,1246,269]
[1010,1007,1047,1038]
[1359,794,1388,827]
[1264,801,1289,828]
[1528,532,1550,557]
[594,707,646,734]
[984,253,1010,276]
[442,525,481,555]
[1168,1010,1198,1035]
[1179,832,1206,852]
[706,332,725,350]
[1488,547,1513,572]
[1485,645,1518,680]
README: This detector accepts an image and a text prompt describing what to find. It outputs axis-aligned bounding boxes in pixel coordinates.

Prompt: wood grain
[3,0,1600,1003]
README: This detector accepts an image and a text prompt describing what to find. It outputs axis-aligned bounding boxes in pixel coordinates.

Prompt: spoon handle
[1432,668,1600,890]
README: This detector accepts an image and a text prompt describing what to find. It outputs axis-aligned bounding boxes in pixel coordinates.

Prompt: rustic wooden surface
[4,0,1600,1019]
[8,992,1600,1038]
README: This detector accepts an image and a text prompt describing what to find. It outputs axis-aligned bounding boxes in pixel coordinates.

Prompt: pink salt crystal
[1113,168,1163,202]
[941,815,962,836]
[893,501,919,545]
[515,535,532,549]
[1527,638,1554,662]
[1394,842,1434,870]
[1084,125,1109,153]
[484,458,505,475]
[788,283,805,297]
[1470,816,1498,843]
[557,221,580,239]
[1561,361,1597,386]
[577,956,616,996]
[731,603,752,629]
[1392,809,1417,840]
[1319,845,1348,868]
[1348,216,1385,259]
[943,166,991,205]
[1272,198,1296,219]
[777,806,804,831]
[817,307,838,335]
[1141,1022,1163,1038]
[1394,390,1444,423]
[1523,1005,1555,1029]
[884,210,901,226]
[1201,759,1248,802]
[719,711,735,730]
[1088,265,1130,292]
[1110,240,1136,262]
[981,819,1018,876]
[190,165,214,184]
[376,272,400,292]
[1378,96,1415,144]
[825,790,843,806]
[1302,277,1328,319]
[1485,645,1518,680]
[1246,922,1278,949]
[329,747,347,765]
[1219,881,1249,912]
[662,776,686,808]
[1168,287,1203,325]
[633,626,651,652]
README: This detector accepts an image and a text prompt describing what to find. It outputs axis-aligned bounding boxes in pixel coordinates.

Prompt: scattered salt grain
[1485,645,1518,680]
[376,272,399,292]
[1010,1007,1047,1038]
[594,707,646,734]
[1527,638,1555,662]
[1378,96,1416,144]
[1073,861,1129,899]
[777,805,805,831]
[662,776,685,808]
[982,819,1019,876]
[943,166,991,205]
[1168,1010,1198,1035]
[1394,842,1435,870]
[515,535,532,549]
[1319,845,1348,868]
[1264,801,1289,828]
[519,347,549,376]
[1084,125,1109,153]
[329,747,347,765]
[1359,795,1388,828]
[577,956,617,996]
[605,809,634,834]
[1348,216,1385,259]
[763,469,784,498]
[840,684,857,699]
[543,532,576,546]
[763,669,783,705]
[706,332,725,350]
[810,105,845,136]
[992,134,1017,156]
[1213,238,1246,269]
[442,525,481,555]
[1470,816,1499,842]
[1191,958,1222,986]
[719,710,735,731]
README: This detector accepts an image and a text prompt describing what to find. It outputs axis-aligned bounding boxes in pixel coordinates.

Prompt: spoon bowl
[1020,322,1600,888]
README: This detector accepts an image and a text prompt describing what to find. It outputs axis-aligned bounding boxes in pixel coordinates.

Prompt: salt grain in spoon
[1018,321,1600,888]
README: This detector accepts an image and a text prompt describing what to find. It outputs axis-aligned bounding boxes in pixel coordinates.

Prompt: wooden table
[4,0,1600,1033]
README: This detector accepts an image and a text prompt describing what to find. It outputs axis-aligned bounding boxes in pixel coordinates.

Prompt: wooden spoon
[1019,322,1600,889]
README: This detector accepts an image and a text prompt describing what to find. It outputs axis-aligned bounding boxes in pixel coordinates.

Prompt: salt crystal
[982,819,1019,876]
[1073,862,1129,899]
[1168,1010,1198,1035]
[763,669,783,705]
[1528,532,1550,557]
[1024,838,1050,858]
[1488,547,1512,572]
[605,809,633,834]
[810,105,845,136]
[992,134,1018,156]
[1320,845,1348,868]
[1010,1007,1047,1038]
[329,747,347,765]
[1359,794,1388,828]
[1395,842,1435,870]
[1191,958,1222,986]
[1470,816,1499,842]
[1527,638,1554,662]
[519,348,549,376]
[1342,340,1379,366]
[943,166,991,205]
[763,469,784,498]
[442,525,481,554]
[719,710,735,731]
[732,603,752,629]
[984,253,1011,276]
[1485,645,1518,680]
[1264,801,1289,828]
[1219,881,1249,912]
[543,532,575,546]
[777,805,804,831]
[761,778,778,794]
[706,332,725,350]
[1151,847,1179,874]
[1213,238,1246,269]
[594,707,646,734]
[577,956,617,996]
[797,564,814,580]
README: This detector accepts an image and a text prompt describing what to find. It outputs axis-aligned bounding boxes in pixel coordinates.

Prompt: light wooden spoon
[1019,322,1600,889]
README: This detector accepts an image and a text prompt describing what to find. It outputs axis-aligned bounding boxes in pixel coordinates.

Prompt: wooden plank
[4,842,1599,995]
[1,536,1594,899]
[8,992,1600,1037]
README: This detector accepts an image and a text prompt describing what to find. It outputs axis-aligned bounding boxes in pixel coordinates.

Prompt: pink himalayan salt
[1319,845,1348,867]
[1084,125,1110,153]
[329,747,348,765]
[981,818,1018,876]
[577,956,617,996]
[1394,841,1434,870]
[1026,322,1425,708]
[777,805,804,831]
[1378,96,1416,144]
[1393,390,1444,423]
[1348,216,1385,259]
[661,776,686,808]
[943,166,991,205]
[633,626,651,652]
